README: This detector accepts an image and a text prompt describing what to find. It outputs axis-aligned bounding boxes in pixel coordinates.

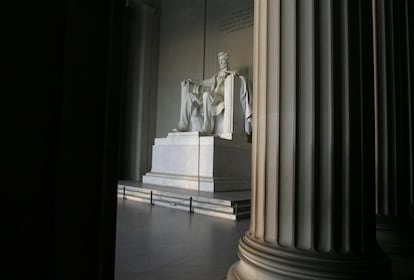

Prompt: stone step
[117,183,251,221]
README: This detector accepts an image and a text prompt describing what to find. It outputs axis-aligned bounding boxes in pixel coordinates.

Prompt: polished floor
[115,198,414,280]
[115,198,249,280]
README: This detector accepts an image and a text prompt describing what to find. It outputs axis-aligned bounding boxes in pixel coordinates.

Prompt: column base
[228,234,391,280]
[377,215,414,256]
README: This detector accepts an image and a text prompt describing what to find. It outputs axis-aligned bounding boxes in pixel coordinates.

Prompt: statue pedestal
[142,132,251,192]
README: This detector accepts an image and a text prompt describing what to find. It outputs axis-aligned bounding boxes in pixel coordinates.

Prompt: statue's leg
[176,89,193,131]
[201,92,214,133]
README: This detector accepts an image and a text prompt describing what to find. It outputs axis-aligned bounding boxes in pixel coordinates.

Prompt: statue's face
[218,55,229,70]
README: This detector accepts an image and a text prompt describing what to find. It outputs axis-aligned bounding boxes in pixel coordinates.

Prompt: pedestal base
[142,132,251,192]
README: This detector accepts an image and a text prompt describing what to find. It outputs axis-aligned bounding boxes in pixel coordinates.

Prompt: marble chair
[182,73,251,140]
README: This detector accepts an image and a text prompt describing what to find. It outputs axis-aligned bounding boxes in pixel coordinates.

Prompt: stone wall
[156,0,253,137]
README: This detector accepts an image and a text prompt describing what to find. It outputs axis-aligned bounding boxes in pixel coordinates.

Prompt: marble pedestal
[142,132,251,192]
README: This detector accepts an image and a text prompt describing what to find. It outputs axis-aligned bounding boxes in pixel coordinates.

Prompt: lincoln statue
[173,52,251,135]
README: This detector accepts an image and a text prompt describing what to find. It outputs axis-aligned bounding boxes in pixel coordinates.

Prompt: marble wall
[156,0,254,137]
[119,0,160,180]
[119,0,253,181]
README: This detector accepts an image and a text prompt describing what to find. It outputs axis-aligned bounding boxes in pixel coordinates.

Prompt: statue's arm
[181,78,205,94]
[181,78,197,87]
[200,77,215,87]
[195,76,215,93]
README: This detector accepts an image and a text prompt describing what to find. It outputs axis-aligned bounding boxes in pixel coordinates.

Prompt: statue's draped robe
[179,70,252,135]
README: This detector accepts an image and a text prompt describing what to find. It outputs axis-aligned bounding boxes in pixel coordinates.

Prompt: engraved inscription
[219,6,253,34]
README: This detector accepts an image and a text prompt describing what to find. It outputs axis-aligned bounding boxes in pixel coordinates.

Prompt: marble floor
[115,198,249,280]
[115,198,414,280]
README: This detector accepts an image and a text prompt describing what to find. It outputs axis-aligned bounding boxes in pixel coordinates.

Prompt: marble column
[118,1,159,181]
[374,0,414,255]
[228,0,390,279]
[409,0,414,219]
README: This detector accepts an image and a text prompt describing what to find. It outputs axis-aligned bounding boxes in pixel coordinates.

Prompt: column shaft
[228,0,390,279]
[409,0,414,215]
[374,0,414,255]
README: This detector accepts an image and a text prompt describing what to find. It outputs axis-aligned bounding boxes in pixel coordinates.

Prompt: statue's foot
[173,125,187,132]
[199,131,211,136]
[200,126,213,134]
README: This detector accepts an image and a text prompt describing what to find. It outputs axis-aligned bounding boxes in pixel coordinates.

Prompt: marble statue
[173,52,252,136]
[143,52,252,192]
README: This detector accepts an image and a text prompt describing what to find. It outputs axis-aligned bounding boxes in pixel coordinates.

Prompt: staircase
[117,181,250,221]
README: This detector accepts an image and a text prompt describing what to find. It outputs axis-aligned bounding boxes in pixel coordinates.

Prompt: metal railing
[119,185,246,219]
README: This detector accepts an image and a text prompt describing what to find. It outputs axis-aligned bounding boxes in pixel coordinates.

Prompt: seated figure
[174,52,252,137]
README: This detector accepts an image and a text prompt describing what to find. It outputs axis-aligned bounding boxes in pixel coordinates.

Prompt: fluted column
[118,2,159,181]
[374,0,414,255]
[409,0,414,219]
[228,0,390,279]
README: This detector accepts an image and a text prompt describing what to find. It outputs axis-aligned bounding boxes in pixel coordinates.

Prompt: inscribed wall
[156,0,205,136]
[156,0,253,137]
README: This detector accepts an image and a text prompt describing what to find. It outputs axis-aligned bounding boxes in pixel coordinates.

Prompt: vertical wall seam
[202,0,207,80]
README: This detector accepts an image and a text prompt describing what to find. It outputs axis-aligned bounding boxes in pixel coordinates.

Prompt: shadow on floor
[115,198,414,280]
[115,198,249,280]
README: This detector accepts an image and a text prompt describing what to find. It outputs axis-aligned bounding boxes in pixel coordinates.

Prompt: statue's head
[218,52,230,70]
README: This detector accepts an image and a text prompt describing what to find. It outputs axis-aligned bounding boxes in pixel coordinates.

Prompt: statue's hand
[182,79,195,87]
